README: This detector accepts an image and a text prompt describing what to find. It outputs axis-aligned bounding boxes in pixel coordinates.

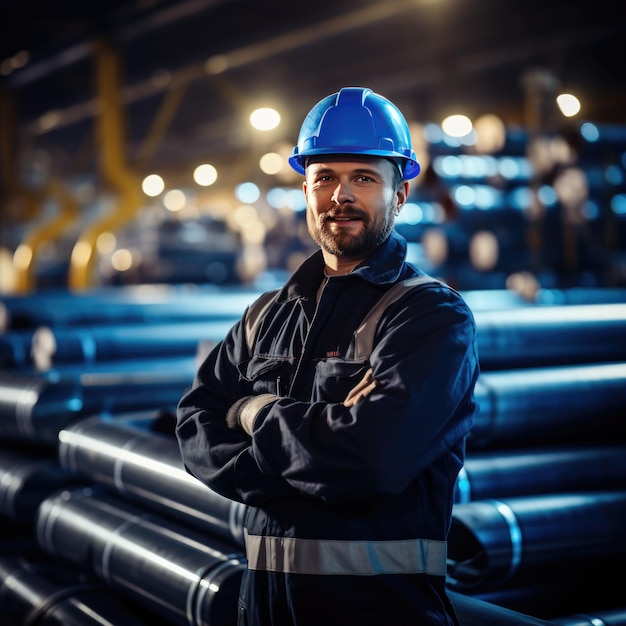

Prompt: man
[177,87,479,625]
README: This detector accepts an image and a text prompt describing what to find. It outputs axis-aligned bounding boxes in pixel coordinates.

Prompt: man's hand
[343,368,377,407]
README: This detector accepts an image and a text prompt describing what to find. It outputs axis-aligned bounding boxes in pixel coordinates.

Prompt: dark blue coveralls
[177,230,479,625]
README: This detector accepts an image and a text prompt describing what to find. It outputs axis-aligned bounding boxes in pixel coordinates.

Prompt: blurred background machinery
[1,1,626,624]
[0,0,624,295]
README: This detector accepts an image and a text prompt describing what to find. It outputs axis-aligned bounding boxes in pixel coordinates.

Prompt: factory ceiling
[1,0,624,187]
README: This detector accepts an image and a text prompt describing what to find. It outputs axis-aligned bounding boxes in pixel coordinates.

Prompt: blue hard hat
[288,87,420,180]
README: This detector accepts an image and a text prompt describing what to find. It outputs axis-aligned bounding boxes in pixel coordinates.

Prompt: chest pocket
[312,357,370,403]
[237,355,294,396]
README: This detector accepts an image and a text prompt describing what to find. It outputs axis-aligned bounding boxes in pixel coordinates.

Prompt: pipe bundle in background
[0,285,261,332]
[36,488,245,626]
[473,303,626,369]
[0,370,194,445]
[448,492,626,587]
[455,444,626,503]
[1,285,626,625]
[57,415,245,547]
[0,445,83,524]
[447,307,626,622]
[470,362,626,448]
[0,555,162,626]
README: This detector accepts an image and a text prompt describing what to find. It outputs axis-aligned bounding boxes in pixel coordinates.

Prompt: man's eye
[356,175,374,182]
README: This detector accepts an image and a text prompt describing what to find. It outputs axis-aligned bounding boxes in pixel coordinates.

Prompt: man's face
[303,156,407,262]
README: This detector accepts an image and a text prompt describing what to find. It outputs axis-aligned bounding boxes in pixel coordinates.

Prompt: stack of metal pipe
[1,285,626,624]
[0,555,164,625]
[0,285,258,623]
[446,301,626,624]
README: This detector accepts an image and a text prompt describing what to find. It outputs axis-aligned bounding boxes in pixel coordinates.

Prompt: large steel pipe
[448,591,554,626]
[552,609,626,625]
[0,447,81,523]
[53,364,196,416]
[447,492,626,591]
[467,567,623,620]
[0,287,261,331]
[474,303,626,369]
[31,319,234,370]
[471,362,626,448]
[535,287,626,306]
[0,556,156,625]
[36,488,245,626]
[58,415,245,547]
[0,373,81,444]
[0,370,192,445]
[455,445,626,503]
[40,354,198,380]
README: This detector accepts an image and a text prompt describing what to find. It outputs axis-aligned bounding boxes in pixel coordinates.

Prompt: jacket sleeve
[176,316,297,505]
[250,284,480,503]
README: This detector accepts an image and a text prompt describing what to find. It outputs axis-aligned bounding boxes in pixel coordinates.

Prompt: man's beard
[308,203,396,257]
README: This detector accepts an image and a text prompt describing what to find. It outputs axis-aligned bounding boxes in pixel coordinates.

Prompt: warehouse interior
[1,1,625,624]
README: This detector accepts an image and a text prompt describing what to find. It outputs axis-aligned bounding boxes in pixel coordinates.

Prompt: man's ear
[396,181,410,213]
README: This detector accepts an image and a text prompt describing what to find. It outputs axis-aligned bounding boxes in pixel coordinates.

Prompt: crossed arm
[227,368,377,436]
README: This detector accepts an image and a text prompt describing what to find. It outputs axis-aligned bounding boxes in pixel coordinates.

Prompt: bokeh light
[442,114,473,138]
[193,163,218,186]
[142,174,165,197]
[235,182,260,204]
[556,93,581,117]
[163,189,187,212]
[259,152,284,175]
[250,107,281,131]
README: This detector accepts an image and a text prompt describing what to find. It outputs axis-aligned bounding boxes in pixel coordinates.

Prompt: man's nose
[331,181,355,204]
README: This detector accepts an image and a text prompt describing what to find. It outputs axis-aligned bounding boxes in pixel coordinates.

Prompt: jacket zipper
[287,276,329,397]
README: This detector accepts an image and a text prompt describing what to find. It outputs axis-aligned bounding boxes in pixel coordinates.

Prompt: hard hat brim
[288,149,421,180]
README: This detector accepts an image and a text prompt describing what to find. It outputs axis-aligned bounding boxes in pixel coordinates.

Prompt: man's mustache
[323,208,367,221]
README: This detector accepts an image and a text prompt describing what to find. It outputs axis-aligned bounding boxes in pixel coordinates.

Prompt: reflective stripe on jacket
[244,529,448,576]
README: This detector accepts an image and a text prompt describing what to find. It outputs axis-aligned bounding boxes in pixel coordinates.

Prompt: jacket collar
[278,231,409,302]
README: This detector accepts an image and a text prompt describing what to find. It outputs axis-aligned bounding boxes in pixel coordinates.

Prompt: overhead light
[193,163,218,186]
[250,107,281,131]
[556,93,581,117]
[142,174,165,197]
[259,152,284,175]
[441,114,473,138]
[163,189,186,212]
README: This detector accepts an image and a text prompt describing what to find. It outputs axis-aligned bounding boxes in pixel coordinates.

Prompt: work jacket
[177,231,479,626]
